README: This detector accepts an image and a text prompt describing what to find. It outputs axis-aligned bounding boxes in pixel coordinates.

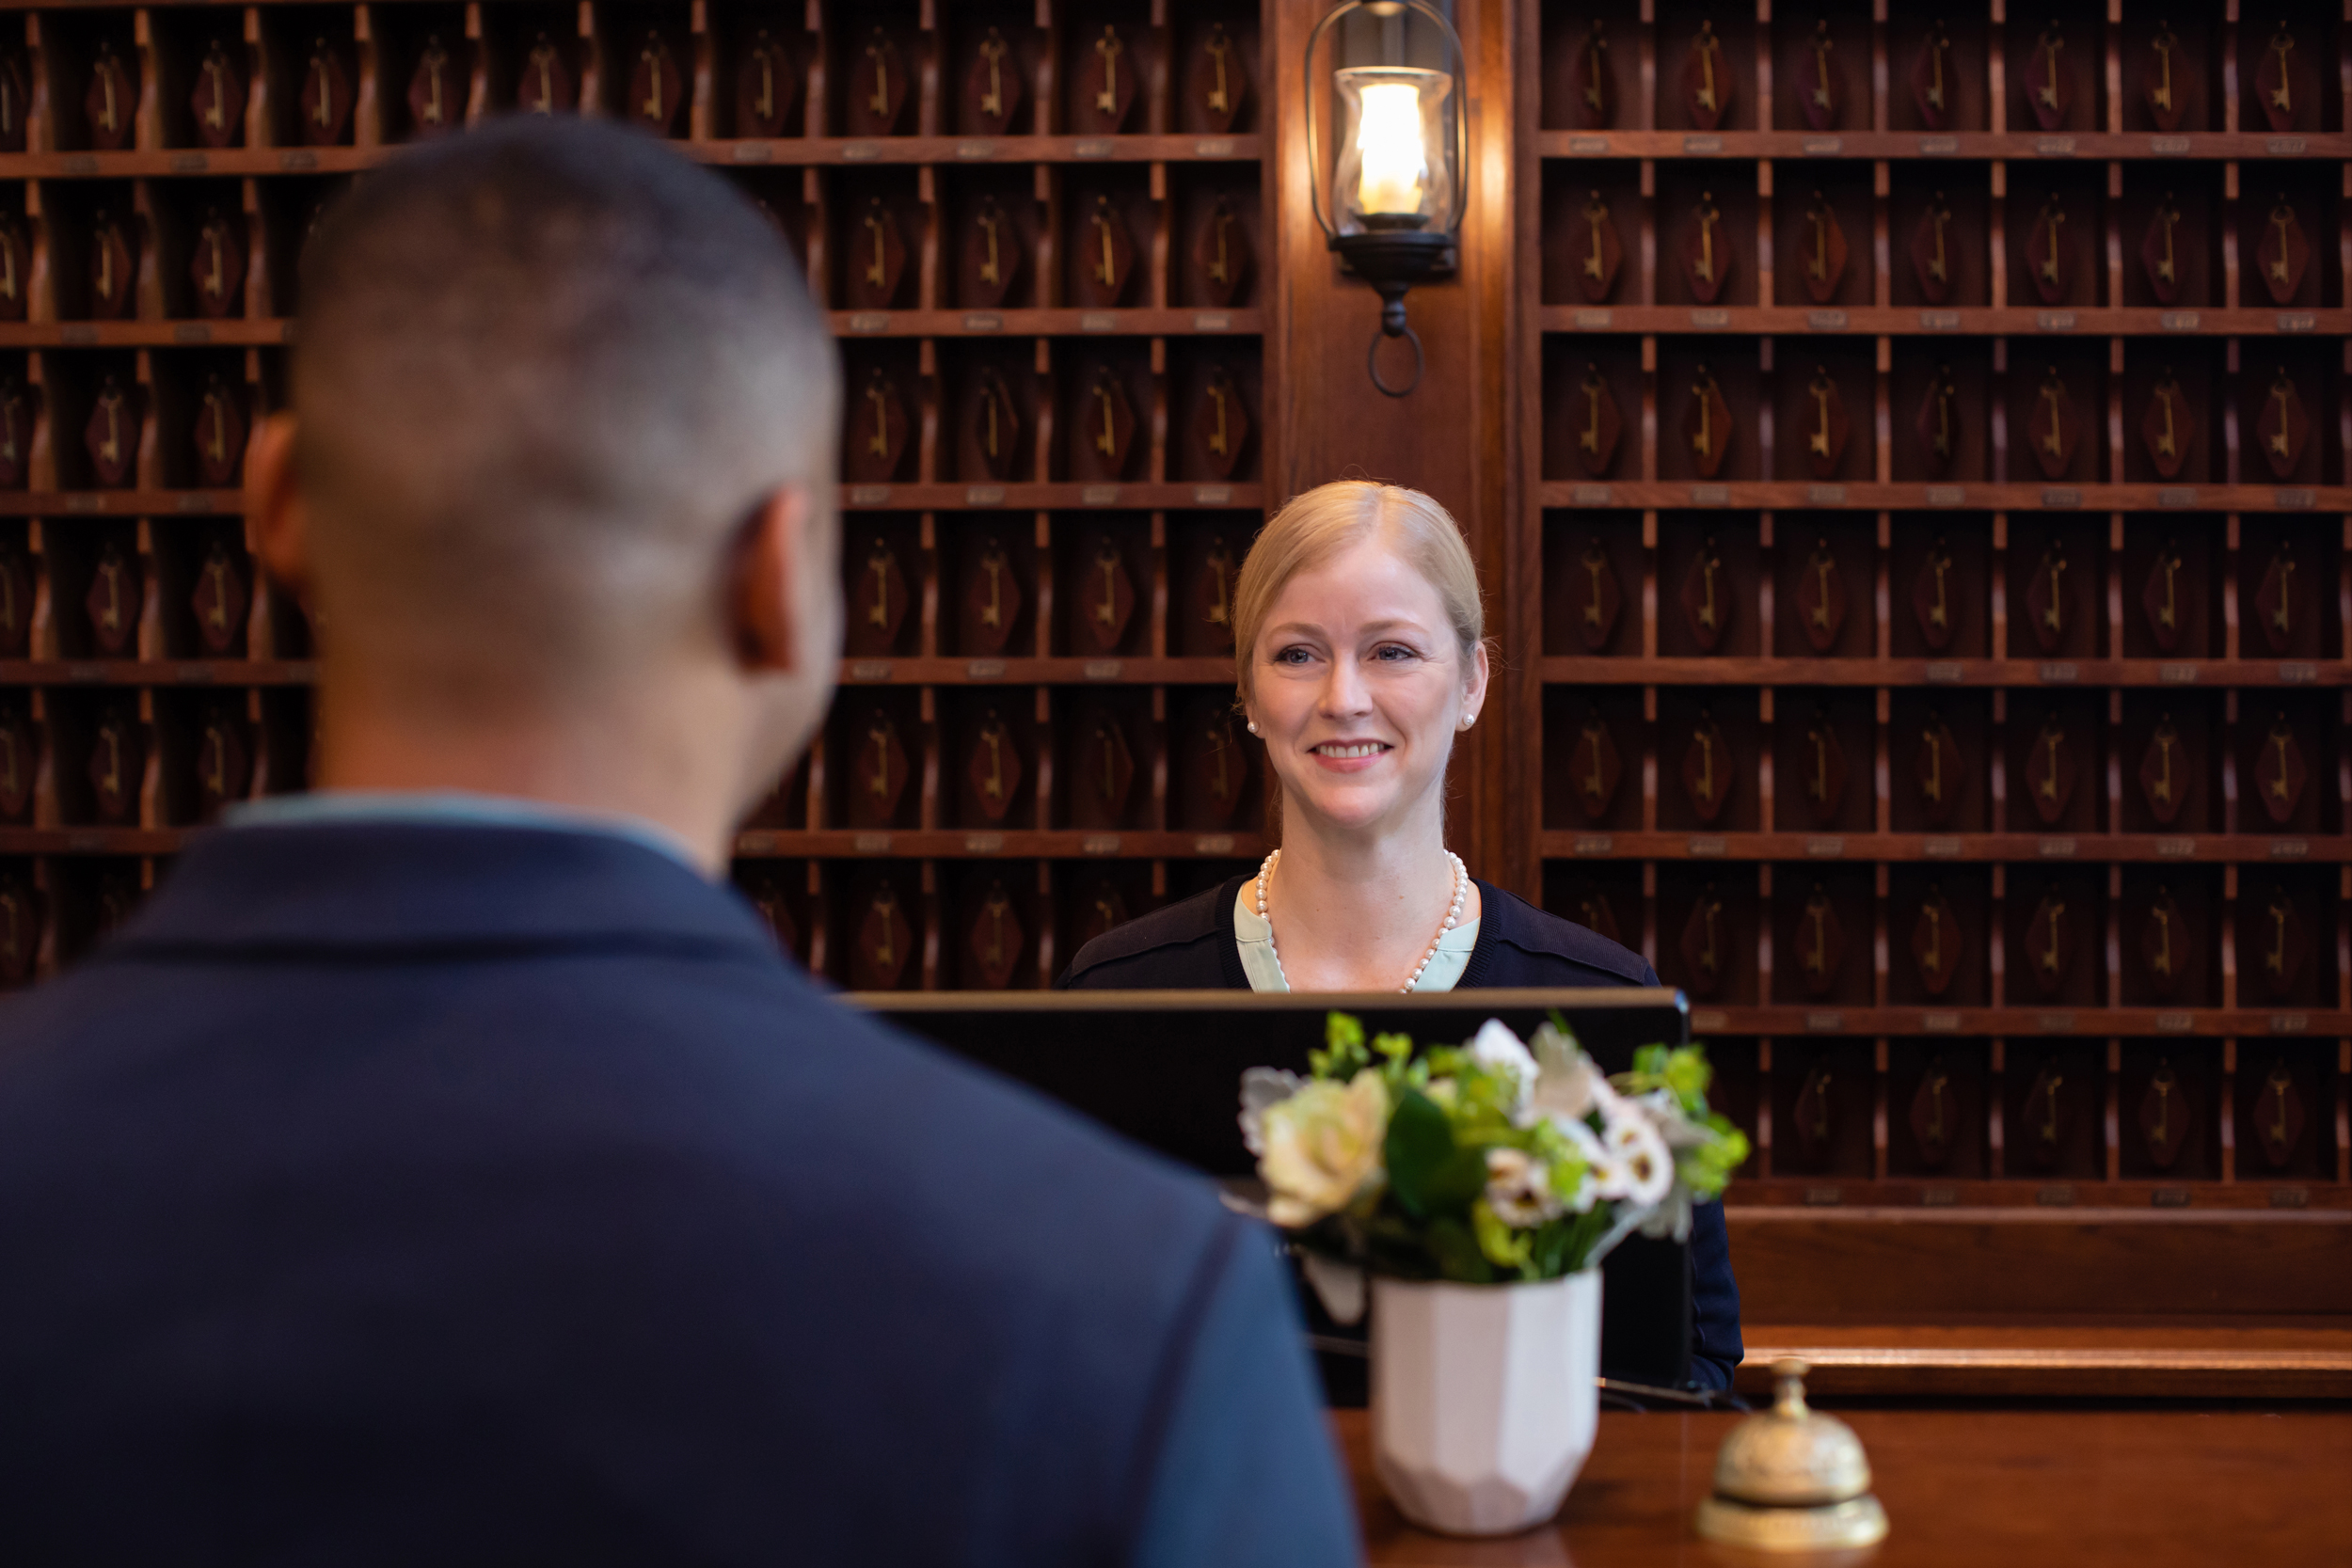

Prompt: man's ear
[246,414,310,600]
[729,485,814,673]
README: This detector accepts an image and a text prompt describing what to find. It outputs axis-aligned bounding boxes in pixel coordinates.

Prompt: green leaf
[1424,1216,1494,1284]
[1382,1089,1454,1218]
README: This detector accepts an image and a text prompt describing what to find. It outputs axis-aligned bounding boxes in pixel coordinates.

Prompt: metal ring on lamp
[1368,321,1424,398]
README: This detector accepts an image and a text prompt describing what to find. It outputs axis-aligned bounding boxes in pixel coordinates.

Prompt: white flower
[1483,1147,1564,1227]
[1601,1113,1675,1208]
[1525,1022,1602,1127]
[1467,1019,1537,1115]
[1255,1069,1390,1228]
[1555,1114,1625,1207]
[1238,1067,1305,1156]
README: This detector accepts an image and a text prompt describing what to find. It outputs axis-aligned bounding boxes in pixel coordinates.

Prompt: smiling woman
[1057,482,1743,1390]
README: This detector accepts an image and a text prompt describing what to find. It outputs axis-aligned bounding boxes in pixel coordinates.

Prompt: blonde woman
[1059,481,1741,1388]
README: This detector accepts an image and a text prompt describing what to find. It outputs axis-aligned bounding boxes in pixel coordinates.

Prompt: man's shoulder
[1059,879,1241,989]
[1476,882,1657,986]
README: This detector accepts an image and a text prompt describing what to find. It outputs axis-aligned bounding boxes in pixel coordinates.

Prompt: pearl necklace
[1253,847,1469,993]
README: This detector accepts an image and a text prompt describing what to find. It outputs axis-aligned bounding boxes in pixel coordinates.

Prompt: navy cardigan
[1061,875,1745,1392]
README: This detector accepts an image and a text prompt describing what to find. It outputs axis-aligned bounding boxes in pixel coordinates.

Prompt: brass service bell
[1694,1358,1889,1550]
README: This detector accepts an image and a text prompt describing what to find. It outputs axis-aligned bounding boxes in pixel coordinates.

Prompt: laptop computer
[854,989,1700,1393]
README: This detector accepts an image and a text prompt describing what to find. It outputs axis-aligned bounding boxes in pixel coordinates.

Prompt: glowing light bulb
[1354,81,1427,216]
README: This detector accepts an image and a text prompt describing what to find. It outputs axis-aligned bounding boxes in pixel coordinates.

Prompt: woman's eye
[1274,646,1314,665]
[1375,643,1418,661]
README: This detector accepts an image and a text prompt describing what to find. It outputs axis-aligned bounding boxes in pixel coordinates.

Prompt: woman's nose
[1318,656,1372,716]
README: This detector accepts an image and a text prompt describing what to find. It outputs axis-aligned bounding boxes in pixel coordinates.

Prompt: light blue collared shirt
[226,791,707,875]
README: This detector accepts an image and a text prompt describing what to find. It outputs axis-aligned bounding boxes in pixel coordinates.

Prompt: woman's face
[1245,531,1488,840]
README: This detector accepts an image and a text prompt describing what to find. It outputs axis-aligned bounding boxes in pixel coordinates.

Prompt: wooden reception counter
[1339,1405,2352,1567]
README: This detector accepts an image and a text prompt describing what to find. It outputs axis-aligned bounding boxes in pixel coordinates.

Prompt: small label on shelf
[841,142,881,162]
[2270,1187,2310,1210]
[2276,312,2315,333]
[1081,312,1120,332]
[1083,834,1122,856]
[1802,136,1841,155]
[177,493,218,513]
[963,833,1005,853]
[2273,488,2314,509]
[2037,1012,2074,1031]
[1573,834,1613,855]
[853,832,892,853]
[1194,484,1233,504]
[1922,1011,1961,1032]
[2267,136,2307,156]
[1805,1011,1841,1030]
[732,143,771,164]
[1924,661,1963,683]
[964,659,1007,679]
[1082,484,1120,505]
[1572,484,1612,505]
[2037,837,2076,858]
[61,154,100,176]
[1919,311,1961,331]
[2158,663,2198,684]
[2270,1014,2309,1033]
[169,152,208,174]
[1924,484,1965,505]
[60,325,98,345]
[1923,836,1963,857]
[1683,135,1722,154]
[2037,1184,2075,1207]
[2038,662,2077,683]
[964,484,1007,505]
[2041,487,2081,508]
[2155,837,2195,858]
[1918,135,1959,155]
[2268,839,2309,860]
[2157,486,2198,507]
[1194,138,1237,157]
[962,313,1003,332]
[1806,483,1845,503]
[1083,659,1122,680]
[1192,313,1232,331]
[737,832,775,854]
[170,663,215,683]
[1920,1184,1957,1207]
[66,494,102,514]
[2035,310,2076,331]
[1568,136,1608,154]
[1804,1186,1841,1206]
[1194,834,1236,855]
[1574,309,1612,328]
[2034,135,2075,156]
[956,141,995,160]
[1805,836,1843,857]
[66,662,104,682]
[2155,1011,2193,1032]
[848,485,891,505]
[1690,483,1728,504]
[1692,1010,1727,1031]
[2157,312,2201,333]
[2149,135,2190,154]
[68,832,107,852]
[848,313,889,334]
[2278,662,2316,683]
[1806,311,1847,331]
[172,324,212,345]
[848,660,893,682]
[2151,1187,2190,1209]
[1690,309,1728,328]
[1688,835,1726,856]
[278,150,319,171]
[1073,137,1116,158]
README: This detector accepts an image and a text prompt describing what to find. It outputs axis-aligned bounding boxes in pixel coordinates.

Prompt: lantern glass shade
[1330,66,1454,235]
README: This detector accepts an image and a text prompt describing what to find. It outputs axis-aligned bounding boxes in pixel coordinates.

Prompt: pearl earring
[1247,721,1260,736]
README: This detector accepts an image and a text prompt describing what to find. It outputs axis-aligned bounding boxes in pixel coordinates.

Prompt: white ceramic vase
[1369,1270,1601,1537]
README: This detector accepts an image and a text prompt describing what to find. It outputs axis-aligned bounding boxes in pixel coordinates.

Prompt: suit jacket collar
[105,821,780,963]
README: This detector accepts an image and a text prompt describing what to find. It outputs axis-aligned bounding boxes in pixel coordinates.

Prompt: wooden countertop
[1338,1406,2352,1566]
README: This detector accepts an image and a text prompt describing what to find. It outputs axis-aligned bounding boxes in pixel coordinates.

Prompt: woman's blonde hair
[1232,481,1486,706]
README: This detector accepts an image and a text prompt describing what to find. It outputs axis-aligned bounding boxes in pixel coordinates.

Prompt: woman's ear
[1460,640,1493,727]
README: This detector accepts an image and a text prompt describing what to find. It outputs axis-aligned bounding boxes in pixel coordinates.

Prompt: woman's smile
[1311,739,1392,768]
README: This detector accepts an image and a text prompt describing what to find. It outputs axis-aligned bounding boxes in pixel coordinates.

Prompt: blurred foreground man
[0,119,1353,1567]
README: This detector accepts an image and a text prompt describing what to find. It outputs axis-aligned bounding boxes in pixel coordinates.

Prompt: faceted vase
[1370,1270,1601,1537]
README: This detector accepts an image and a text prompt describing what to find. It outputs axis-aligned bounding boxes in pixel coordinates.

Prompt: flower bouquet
[1240,1013,1747,1536]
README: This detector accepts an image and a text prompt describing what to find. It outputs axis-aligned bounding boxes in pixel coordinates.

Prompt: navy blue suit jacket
[0,825,1356,1567]
[1061,877,1745,1391]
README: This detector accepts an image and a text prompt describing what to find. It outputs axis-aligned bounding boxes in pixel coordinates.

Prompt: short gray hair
[293,117,838,688]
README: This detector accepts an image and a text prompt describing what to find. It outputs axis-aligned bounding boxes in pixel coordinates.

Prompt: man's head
[253,117,842,851]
